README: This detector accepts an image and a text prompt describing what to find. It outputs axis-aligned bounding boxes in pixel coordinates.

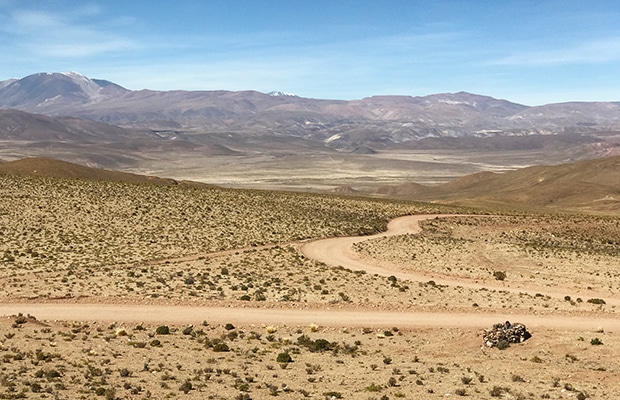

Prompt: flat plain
[1,171,620,399]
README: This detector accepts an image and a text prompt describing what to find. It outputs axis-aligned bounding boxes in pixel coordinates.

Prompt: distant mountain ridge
[0,108,139,141]
[0,72,125,109]
[1,72,619,151]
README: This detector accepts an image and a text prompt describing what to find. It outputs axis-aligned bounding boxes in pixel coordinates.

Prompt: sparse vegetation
[0,303,617,398]
[0,174,618,398]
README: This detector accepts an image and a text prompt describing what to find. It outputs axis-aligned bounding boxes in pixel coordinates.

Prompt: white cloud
[2,6,137,59]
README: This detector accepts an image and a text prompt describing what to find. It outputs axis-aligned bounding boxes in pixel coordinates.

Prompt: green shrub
[493,271,506,281]
[590,337,603,345]
[213,342,230,352]
[276,352,293,363]
[179,379,192,394]
[296,335,334,352]
[155,325,170,335]
[365,383,382,392]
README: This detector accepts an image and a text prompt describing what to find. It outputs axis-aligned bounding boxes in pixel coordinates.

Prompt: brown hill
[0,157,210,187]
[376,181,437,197]
[0,109,245,171]
[0,109,143,141]
[377,155,620,214]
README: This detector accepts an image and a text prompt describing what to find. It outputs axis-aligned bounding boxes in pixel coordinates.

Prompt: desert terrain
[2,73,620,197]
[1,164,620,399]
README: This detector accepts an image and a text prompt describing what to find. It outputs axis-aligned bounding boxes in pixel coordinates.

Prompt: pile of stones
[483,321,531,348]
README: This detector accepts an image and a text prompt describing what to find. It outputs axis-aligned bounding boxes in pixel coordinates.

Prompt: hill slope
[376,155,620,214]
[0,109,142,141]
[0,157,208,186]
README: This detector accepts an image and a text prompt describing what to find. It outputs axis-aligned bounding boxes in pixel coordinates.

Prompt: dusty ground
[1,176,620,399]
[130,148,568,191]
[2,315,619,400]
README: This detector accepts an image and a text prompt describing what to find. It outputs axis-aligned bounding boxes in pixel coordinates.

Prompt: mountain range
[0,71,619,206]
[1,72,620,152]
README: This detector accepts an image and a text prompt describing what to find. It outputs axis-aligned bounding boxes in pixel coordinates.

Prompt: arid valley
[4,0,620,398]
[1,156,620,399]
[0,69,620,399]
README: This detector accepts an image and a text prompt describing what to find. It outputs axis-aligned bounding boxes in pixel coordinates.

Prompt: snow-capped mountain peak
[267,90,299,98]
[61,71,87,79]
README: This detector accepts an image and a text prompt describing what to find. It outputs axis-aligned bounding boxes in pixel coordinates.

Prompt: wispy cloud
[1,6,137,58]
[491,37,620,67]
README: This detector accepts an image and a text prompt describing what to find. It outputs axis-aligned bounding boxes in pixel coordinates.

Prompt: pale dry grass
[1,315,617,399]
[2,175,620,398]
[0,174,451,269]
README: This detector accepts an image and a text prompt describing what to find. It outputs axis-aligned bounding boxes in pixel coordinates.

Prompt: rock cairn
[483,321,531,348]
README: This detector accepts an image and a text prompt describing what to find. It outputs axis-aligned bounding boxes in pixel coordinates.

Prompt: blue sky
[1,0,619,105]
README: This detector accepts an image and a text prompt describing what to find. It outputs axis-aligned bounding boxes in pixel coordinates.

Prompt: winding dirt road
[301,215,620,307]
[301,214,450,278]
[2,214,619,331]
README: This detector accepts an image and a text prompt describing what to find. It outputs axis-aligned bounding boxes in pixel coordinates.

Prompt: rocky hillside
[2,72,619,151]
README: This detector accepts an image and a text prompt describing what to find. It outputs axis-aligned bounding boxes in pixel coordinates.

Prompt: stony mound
[482,321,531,348]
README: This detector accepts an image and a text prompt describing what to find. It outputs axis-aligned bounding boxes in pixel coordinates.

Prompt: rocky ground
[1,175,619,399]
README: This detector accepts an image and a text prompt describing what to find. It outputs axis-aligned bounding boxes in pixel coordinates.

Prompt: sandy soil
[303,215,620,307]
[4,214,619,329]
[2,214,619,399]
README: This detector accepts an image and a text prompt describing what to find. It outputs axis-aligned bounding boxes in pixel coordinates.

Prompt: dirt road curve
[301,214,450,277]
[302,214,620,307]
[2,214,620,330]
